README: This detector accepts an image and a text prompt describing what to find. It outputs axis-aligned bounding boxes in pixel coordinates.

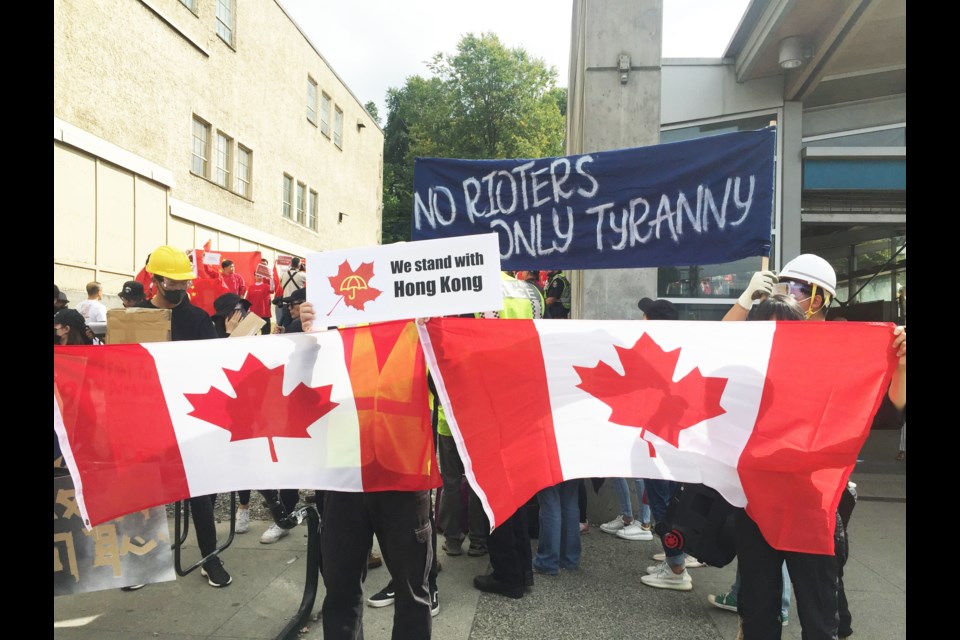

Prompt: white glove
[737,270,778,310]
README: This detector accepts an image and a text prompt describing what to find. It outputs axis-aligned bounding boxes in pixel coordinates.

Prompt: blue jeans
[646,478,685,567]
[533,480,581,574]
[613,477,651,523]
[731,562,792,619]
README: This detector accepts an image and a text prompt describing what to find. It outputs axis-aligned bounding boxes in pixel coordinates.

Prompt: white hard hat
[779,254,837,298]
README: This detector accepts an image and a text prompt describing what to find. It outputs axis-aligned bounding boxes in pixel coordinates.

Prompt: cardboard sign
[228,312,267,337]
[306,233,502,326]
[106,308,172,344]
[54,475,175,595]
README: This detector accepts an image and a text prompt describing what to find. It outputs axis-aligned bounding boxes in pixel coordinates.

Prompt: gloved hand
[737,270,778,310]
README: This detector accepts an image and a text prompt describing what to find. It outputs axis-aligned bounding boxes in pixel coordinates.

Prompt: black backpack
[654,483,738,567]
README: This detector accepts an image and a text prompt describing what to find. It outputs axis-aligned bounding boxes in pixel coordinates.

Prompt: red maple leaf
[184,354,338,462]
[327,260,382,314]
[574,333,727,451]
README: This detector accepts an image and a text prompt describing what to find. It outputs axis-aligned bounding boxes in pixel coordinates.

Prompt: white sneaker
[235,508,250,534]
[599,514,629,534]
[260,523,290,544]
[616,521,653,541]
[640,563,693,591]
[650,552,706,567]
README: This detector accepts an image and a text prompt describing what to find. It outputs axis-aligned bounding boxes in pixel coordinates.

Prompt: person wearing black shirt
[135,245,232,587]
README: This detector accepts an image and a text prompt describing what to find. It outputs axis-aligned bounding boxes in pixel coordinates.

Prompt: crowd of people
[54,249,905,640]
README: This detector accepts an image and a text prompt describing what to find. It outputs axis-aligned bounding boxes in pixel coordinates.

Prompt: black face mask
[161,288,186,304]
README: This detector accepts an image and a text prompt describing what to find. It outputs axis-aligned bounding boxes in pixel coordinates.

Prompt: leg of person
[320,491,373,640]
[477,510,524,598]
[259,489,292,544]
[190,494,231,587]
[578,479,589,532]
[619,478,653,541]
[558,479,581,570]
[466,485,489,556]
[734,510,784,639]
[835,512,852,638]
[260,316,272,335]
[600,477,633,534]
[371,490,433,640]
[780,561,792,625]
[236,489,251,533]
[635,478,652,525]
[438,435,465,555]
[784,548,840,640]
[514,501,533,589]
[709,564,740,612]
[533,484,561,575]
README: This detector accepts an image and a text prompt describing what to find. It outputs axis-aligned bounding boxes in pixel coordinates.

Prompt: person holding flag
[723,254,906,640]
[134,245,233,588]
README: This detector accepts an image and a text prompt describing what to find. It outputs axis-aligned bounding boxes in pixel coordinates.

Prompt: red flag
[419,318,896,554]
[54,321,439,527]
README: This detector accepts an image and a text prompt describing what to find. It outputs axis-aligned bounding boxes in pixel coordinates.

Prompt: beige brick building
[54,0,384,305]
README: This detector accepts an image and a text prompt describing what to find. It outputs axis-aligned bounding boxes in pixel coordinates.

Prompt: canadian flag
[418,317,897,555]
[54,321,439,528]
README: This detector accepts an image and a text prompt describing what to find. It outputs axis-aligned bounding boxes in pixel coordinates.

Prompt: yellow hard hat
[146,246,195,280]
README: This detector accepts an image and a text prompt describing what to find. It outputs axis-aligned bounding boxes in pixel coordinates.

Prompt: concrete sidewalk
[54,436,905,639]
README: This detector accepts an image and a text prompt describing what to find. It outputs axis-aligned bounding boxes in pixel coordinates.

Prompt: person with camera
[275,257,306,329]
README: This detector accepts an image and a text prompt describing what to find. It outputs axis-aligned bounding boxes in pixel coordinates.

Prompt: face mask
[161,288,186,304]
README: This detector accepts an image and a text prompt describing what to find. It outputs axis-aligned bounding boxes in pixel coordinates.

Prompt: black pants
[487,506,531,589]
[736,509,843,640]
[188,494,219,559]
[321,491,433,640]
[237,489,299,514]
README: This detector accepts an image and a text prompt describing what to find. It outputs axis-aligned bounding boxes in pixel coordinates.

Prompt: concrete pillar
[567,0,664,525]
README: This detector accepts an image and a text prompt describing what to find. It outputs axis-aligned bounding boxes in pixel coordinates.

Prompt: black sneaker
[120,584,145,592]
[473,574,522,599]
[430,586,440,617]
[366,584,395,608]
[467,544,488,557]
[200,557,232,587]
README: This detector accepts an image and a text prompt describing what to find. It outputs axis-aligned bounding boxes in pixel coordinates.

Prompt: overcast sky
[279,0,751,123]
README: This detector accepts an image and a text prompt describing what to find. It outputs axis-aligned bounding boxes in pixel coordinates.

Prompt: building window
[296,182,307,225]
[307,77,318,125]
[235,145,252,198]
[215,132,232,188]
[282,175,293,219]
[179,0,196,11]
[216,0,234,46]
[334,107,344,148]
[308,189,318,231]
[320,93,331,137]
[192,117,210,177]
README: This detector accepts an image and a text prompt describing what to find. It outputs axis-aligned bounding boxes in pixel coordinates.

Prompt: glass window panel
[307,78,318,124]
[308,189,318,231]
[215,132,231,187]
[192,117,209,176]
[320,94,331,136]
[334,107,343,148]
[216,0,234,45]
[282,175,293,219]
[235,146,251,197]
[296,182,306,225]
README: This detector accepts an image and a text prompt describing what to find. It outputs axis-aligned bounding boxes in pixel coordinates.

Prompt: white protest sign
[306,233,502,326]
[202,251,221,266]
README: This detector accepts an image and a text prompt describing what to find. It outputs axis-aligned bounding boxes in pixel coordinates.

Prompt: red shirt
[245,281,272,318]
[221,272,246,297]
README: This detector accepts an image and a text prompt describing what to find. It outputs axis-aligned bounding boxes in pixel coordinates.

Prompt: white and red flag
[54,321,439,528]
[418,317,897,555]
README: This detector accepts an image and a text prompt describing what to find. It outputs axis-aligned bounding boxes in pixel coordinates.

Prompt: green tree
[363,100,380,127]
[381,33,566,244]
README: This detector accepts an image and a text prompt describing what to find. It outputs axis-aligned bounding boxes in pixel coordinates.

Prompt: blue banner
[411,128,776,270]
